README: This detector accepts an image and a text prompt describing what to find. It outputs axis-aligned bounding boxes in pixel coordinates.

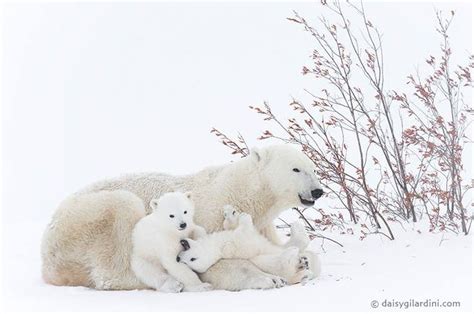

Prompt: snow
[2,218,471,312]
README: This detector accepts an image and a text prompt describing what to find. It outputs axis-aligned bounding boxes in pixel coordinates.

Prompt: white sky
[2,1,472,222]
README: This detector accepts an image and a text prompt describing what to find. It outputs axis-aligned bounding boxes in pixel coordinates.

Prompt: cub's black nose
[180,239,190,251]
[311,188,324,199]
[179,223,187,229]
[176,255,181,262]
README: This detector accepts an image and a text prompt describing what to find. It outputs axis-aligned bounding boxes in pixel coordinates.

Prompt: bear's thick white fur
[131,192,211,292]
[178,211,318,285]
[41,144,322,291]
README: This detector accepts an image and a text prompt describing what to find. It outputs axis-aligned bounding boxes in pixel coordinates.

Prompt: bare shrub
[212,0,473,239]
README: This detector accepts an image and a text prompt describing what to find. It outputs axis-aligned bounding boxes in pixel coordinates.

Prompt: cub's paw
[184,282,213,292]
[290,221,306,236]
[287,221,310,250]
[270,275,288,288]
[298,255,310,271]
[223,205,240,230]
[251,274,287,290]
[290,269,315,286]
[160,278,184,293]
[223,205,239,218]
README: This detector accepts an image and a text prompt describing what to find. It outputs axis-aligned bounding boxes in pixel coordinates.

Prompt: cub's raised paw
[223,205,239,218]
[223,205,240,230]
[185,282,213,292]
[298,255,310,270]
[288,221,310,250]
[160,278,184,293]
[290,221,306,235]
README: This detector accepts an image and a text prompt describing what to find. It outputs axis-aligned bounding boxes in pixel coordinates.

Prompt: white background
[1,1,472,312]
[3,1,472,223]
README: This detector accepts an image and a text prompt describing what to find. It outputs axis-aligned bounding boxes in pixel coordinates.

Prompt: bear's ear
[149,199,160,211]
[250,147,264,163]
[184,191,192,200]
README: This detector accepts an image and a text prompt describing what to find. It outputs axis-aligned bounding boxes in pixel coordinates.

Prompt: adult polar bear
[41,145,324,291]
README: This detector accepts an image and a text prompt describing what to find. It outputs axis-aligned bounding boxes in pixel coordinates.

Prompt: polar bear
[178,210,319,285]
[131,192,211,292]
[41,144,324,291]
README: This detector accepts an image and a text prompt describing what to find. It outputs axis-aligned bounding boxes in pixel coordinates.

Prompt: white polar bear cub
[131,192,211,293]
[178,208,319,285]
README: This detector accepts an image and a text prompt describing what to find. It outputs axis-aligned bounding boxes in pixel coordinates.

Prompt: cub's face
[177,239,216,273]
[150,192,195,232]
[252,145,324,208]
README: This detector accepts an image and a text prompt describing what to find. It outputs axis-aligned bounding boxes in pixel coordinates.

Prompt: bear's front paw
[160,278,184,293]
[184,282,213,292]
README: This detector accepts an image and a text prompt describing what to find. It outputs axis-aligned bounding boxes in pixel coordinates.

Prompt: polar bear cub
[131,191,211,293]
[178,207,318,285]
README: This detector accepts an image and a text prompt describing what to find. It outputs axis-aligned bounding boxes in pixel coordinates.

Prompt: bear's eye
[184,211,187,214]
[169,214,175,218]
[190,258,197,262]
[293,168,300,173]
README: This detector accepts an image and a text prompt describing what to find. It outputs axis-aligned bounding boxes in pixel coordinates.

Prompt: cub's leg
[131,256,183,293]
[284,221,310,251]
[200,259,286,291]
[161,257,212,292]
[250,247,299,283]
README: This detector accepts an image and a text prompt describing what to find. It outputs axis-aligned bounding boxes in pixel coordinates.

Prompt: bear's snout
[311,188,324,199]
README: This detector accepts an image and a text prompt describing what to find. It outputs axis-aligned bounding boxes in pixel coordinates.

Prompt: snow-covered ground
[2,218,471,312]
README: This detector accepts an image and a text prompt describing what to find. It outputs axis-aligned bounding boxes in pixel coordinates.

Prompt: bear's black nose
[179,223,187,229]
[311,188,324,199]
[180,239,190,251]
[176,255,181,262]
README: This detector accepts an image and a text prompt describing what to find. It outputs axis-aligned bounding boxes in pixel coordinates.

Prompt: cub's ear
[184,191,192,200]
[149,199,160,211]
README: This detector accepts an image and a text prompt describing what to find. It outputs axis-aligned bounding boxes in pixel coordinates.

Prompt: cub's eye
[190,258,197,262]
[184,211,187,214]
[169,214,175,218]
[293,168,300,173]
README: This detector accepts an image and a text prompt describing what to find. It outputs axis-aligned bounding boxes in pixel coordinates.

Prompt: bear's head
[149,191,195,233]
[176,238,218,273]
[250,145,323,208]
